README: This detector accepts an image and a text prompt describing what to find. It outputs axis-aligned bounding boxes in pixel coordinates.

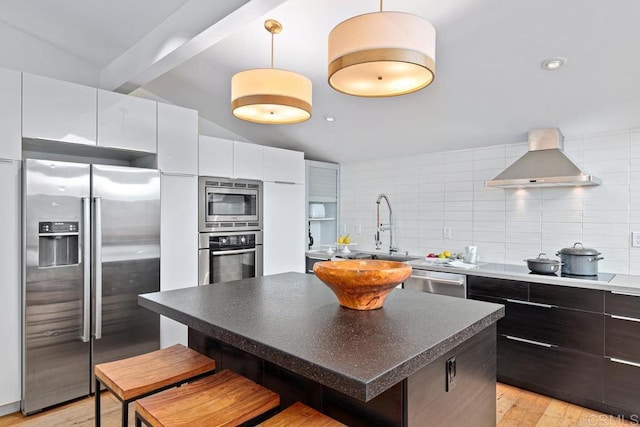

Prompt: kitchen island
[139,272,504,426]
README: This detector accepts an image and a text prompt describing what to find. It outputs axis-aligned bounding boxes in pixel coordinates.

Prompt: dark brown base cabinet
[468,276,640,419]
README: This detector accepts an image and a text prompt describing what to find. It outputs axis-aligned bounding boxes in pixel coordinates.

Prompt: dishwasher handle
[408,275,465,286]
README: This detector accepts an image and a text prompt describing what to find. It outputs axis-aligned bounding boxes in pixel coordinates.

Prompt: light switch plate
[633,232,640,248]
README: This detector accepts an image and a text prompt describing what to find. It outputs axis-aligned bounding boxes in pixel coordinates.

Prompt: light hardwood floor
[0,383,635,426]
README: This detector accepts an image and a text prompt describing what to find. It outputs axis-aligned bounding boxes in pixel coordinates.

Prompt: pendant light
[328,1,436,97]
[232,19,312,124]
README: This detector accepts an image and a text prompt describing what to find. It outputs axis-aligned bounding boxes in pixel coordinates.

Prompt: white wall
[340,128,640,275]
[0,21,99,86]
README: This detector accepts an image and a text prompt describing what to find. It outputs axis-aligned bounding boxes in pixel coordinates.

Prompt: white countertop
[408,259,640,294]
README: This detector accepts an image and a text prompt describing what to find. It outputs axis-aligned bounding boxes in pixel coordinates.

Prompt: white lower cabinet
[263,181,305,275]
[160,174,198,347]
[0,160,21,410]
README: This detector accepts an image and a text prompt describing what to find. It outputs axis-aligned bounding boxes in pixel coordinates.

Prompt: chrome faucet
[375,193,398,254]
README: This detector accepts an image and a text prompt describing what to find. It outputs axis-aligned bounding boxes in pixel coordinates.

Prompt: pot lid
[558,242,600,256]
[525,253,560,264]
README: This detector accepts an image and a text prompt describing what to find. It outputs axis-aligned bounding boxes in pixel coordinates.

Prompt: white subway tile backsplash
[474,221,505,232]
[445,149,474,163]
[583,210,629,224]
[340,127,638,274]
[474,210,506,222]
[474,157,506,171]
[583,131,629,150]
[542,222,583,235]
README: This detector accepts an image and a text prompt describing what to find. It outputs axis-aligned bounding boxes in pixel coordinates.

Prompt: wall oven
[199,176,262,232]
[198,230,263,285]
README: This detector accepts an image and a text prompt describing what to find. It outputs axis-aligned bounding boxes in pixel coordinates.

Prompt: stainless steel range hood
[485,128,601,188]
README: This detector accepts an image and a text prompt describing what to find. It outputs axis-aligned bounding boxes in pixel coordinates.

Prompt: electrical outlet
[633,232,640,248]
[443,226,452,239]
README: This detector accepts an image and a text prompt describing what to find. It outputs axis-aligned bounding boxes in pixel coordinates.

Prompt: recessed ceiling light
[541,57,567,70]
[323,115,335,122]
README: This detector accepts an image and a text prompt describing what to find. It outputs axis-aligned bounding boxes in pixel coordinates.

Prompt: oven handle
[210,248,257,256]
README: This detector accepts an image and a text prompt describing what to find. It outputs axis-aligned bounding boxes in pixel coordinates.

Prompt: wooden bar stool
[134,369,280,426]
[258,402,345,426]
[94,344,216,427]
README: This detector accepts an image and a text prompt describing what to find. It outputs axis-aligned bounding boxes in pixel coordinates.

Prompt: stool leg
[135,412,143,427]
[122,400,128,427]
[95,378,101,427]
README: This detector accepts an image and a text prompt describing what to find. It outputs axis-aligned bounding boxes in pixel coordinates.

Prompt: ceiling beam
[99,0,288,93]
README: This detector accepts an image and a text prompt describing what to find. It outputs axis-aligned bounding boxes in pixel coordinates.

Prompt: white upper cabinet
[233,141,263,180]
[0,68,21,160]
[97,89,157,153]
[199,136,233,178]
[22,73,97,145]
[158,103,198,175]
[263,146,305,184]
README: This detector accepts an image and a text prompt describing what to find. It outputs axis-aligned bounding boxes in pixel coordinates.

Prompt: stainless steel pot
[556,242,603,276]
[525,253,561,274]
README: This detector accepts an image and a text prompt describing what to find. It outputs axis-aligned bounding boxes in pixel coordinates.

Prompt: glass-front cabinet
[305,160,339,251]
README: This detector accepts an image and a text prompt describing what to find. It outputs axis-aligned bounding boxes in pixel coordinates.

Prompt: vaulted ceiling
[1,0,639,163]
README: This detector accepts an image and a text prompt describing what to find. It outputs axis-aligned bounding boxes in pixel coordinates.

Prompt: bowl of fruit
[425,250,454,264]
[313,259,412,310]
[337,234,355,253]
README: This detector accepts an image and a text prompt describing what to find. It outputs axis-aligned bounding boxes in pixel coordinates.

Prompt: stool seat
[95,344,216,426]
[135,369,280,426]
[258,402,345,426]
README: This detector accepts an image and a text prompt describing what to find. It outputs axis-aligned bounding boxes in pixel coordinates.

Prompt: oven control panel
[209,233,256,250]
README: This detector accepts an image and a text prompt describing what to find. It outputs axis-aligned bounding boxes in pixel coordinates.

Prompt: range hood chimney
[485,128,601,188]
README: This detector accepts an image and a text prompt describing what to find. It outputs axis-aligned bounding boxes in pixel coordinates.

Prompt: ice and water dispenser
[38,221,79,267]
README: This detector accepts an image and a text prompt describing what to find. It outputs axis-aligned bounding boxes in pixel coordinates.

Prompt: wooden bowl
[313,260,412,310]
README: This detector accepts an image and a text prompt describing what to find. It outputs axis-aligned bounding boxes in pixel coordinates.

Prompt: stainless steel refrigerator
[22,159,160,414]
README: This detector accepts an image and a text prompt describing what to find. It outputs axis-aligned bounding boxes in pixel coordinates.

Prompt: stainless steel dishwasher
[403,269,467,298]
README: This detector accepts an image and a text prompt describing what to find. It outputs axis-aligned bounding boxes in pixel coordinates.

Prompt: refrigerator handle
[81,197,91,343]
[93,197,103,340]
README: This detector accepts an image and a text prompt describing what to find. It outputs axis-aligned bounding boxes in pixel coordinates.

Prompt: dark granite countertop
[139,272,504,402]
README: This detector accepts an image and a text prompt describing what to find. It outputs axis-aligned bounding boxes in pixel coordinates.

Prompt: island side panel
[407,324,497,427]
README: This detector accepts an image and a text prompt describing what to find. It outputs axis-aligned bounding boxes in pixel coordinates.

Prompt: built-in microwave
[198,176,263,232]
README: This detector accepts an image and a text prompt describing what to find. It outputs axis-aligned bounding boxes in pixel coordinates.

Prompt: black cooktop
[528,271,616,282]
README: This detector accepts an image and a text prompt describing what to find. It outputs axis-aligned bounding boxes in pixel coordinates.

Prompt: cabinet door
[199,136,233,177]
[22,73,97,145]
[501,300,604,355]
[605,291,640,318]
[498,335,603,402]
[97,90,157,153]
[467,276,528,300]
[0,160,21,406]
[157,103,198,174]
[529,282,603,312]
[263,146,305,184]
[0,68,21,160]
[263,182,305,275]
[604,357,640,413]
[233,141,263,180]
[160,174,198,347]
[605,315,640,363]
